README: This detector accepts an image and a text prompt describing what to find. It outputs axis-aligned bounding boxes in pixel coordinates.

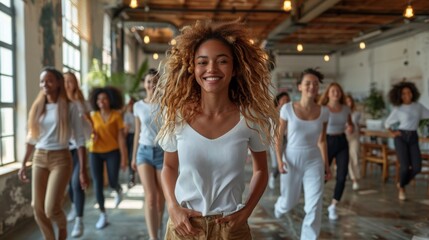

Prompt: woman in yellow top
[89,86,128,229]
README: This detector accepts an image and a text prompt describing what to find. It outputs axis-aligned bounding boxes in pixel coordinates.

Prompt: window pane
[0,47,13,75]
[2,136,15,164]
[62,42,67,66]
[74,48,80,70]
[1,75,13,103]
[0,0,10,7]
[0,12,12,44]
[1,107,13,136]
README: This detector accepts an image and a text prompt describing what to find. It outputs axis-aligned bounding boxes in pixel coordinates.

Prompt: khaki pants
[32,149,72,240]
[165,215,252,240]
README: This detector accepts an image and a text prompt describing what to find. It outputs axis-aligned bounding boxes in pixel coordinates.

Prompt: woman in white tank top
[274,68,331,240]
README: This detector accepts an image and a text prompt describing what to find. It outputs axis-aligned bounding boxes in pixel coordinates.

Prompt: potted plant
[363,82,386,130]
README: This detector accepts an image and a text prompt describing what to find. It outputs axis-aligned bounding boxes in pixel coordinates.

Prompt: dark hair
[142,68,159,82]
[42,66,64,82]
[274,92,290,107]
[297,68,324,86]
[345,94,356,111]
[89,86,124,110]
[388,81,420,106]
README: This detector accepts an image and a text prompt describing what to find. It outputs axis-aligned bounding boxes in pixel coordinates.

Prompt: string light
[403,2,414,18]
[144,35,150,44]
[153,53,159,60]
[324,55,330,62]
[130,0,138,8]
[170,39,176,45]
[359,42,366,49]
[283,0,292,11]
[297,43,303,52]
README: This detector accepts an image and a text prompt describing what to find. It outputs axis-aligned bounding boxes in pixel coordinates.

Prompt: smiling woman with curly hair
[153,20,278,239]
[385,81,429,201]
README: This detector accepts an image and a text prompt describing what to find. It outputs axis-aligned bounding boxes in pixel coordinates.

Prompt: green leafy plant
[363,82,386,119]
[86,58,149,98]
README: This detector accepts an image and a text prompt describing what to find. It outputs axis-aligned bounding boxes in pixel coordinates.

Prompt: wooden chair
[419,151,429,191]
[361,142,398,183]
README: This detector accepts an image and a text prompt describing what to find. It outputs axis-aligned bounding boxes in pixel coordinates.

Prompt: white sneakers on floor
[328,204,338,220]
[96,213,108,229]
[274,207,283,219]
[114,191,123,208]
[352,182,360,191]
[71,217,84,238]
[67,204,76,222]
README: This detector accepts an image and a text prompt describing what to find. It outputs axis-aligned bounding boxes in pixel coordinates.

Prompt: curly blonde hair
[154,19,278,144]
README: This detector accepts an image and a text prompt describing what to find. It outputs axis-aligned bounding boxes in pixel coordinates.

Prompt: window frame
[0,0,17,166]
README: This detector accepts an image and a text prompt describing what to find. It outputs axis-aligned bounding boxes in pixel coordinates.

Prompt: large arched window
[0,0,16,166]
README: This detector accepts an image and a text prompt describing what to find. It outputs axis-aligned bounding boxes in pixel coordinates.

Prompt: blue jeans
[136,144,164,170]
[394,130,421,188]
[68,149,85,217]
[126,133,135,177]
[90,149,122,211]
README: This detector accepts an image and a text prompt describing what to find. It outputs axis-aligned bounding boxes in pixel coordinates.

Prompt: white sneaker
[352,182,359,191]
[268,174,276,190]
[114,191,123,208]
[71,217,84,237]
[328,204,338,220]
[274,207,282,219]
[95,213,108,229]
[67,204,76,222]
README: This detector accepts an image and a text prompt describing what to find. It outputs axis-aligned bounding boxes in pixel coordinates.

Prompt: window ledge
[0,162,29,176]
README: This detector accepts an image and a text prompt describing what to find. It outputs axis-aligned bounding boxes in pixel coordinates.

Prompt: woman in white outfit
[154,20,278,239]
[274,68,331,240]
[345,94,361,191]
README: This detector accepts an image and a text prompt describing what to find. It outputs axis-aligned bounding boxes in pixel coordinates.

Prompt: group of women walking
[17,19,429,240]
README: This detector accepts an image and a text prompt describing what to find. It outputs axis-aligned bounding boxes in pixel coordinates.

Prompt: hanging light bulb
[403,3,414,18]
[130,0,138,8]
[170,39,176,45]
[297,43,303,52]
[283,0,292,11]
[144,35,150,44]
[249,39,255,45]
[153,53,159,60]
[324,55,330,62]
[359,42,366,49]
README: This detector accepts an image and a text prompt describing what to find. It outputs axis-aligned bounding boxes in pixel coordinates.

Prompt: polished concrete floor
[2,163,429,240]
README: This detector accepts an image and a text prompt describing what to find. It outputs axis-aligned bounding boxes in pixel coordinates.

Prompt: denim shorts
[136,144,164,170]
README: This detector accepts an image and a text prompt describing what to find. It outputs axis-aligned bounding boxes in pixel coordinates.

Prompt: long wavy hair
[28,67,70,144]
[318,82,346,106]
[64,72,85,102]
[154,19,278,144]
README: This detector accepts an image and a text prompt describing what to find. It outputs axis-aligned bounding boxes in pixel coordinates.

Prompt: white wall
[339,31,429,105]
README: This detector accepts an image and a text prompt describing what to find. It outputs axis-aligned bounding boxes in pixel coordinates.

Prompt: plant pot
[366,119,384,130]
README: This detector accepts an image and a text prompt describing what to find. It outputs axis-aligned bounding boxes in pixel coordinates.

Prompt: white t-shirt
[133,100,160,146]
[70,100,92,150]
[159,116,267,216]
[326,105,350,134]
[280,102,329,150]
[384,102,429,131]
[28,102,85,150]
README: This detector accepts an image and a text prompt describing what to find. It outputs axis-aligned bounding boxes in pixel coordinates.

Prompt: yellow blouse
[89,110,124,153]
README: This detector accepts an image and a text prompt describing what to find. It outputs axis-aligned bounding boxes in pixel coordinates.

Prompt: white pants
[347,132,360,181]
[274,147,324,240]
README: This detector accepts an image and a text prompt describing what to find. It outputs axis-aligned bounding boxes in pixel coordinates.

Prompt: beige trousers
[347,132,361,180]
[165,215,252,240]
[32,149,73,240]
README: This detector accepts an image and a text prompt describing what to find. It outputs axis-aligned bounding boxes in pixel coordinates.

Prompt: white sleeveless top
[280,102,329,150]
